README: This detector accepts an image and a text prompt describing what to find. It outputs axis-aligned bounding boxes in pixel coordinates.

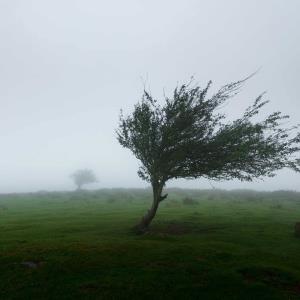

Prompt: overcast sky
[0,0,299,193]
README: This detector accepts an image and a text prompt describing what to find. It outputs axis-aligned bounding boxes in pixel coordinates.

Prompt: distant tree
[117,77,300,233]
[71,169,97,190]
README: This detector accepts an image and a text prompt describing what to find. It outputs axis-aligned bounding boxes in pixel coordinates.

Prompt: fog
[0,0,299,193]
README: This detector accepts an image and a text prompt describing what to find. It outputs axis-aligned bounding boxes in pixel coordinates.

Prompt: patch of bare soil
[150,221,224,236]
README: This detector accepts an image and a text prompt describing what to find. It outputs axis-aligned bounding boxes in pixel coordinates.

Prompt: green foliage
[70,169,97,190]
[117,78,300,185]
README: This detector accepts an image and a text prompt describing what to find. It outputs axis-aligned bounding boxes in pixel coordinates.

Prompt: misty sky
[0,0,300,193]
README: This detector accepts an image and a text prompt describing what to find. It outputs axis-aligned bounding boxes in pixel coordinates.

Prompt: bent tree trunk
[134,183,168,234]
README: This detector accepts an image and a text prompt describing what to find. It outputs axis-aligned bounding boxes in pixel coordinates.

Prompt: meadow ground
[0,188,300,300]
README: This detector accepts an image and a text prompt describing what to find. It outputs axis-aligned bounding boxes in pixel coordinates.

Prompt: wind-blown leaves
[117,78,300,186]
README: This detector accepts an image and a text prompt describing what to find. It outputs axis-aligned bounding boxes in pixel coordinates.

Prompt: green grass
[0,188,300,299]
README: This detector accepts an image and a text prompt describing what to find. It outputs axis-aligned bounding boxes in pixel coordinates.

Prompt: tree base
[132,222,150,235]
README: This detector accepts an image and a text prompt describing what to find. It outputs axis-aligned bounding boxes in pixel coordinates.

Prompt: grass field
[0,188,300,299]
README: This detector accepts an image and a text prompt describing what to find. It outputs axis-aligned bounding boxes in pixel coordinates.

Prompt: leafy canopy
[117,78,300,186]
[71,169,97,188]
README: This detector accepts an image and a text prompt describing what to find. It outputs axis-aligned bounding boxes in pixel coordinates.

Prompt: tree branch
[159,194,168,202]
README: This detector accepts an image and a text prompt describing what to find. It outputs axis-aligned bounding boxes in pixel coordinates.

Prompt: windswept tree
[117,77,300,233]
[71,169,97,190]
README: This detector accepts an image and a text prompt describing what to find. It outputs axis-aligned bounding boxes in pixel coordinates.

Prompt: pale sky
[0,0,300,193]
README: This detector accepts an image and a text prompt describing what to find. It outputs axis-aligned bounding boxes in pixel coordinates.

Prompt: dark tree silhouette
[71,169,97,190]
[117,77,300,233]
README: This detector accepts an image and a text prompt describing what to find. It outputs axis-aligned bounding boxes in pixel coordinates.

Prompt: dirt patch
[150,221,224,236]
[164,223,191,235]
